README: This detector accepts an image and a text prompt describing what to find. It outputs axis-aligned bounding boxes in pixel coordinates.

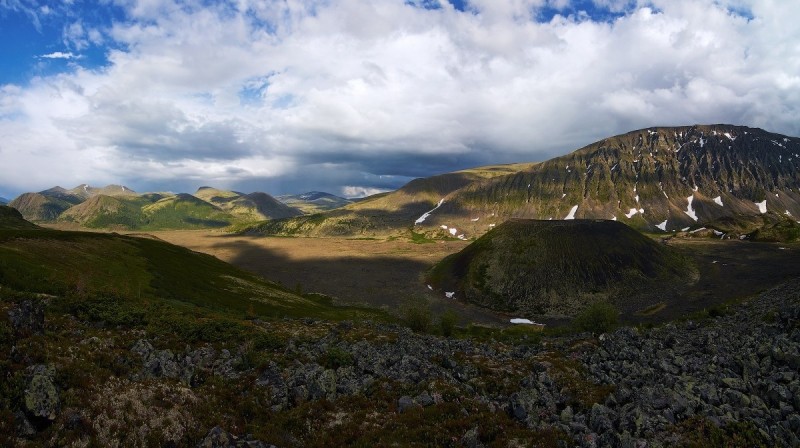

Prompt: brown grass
[139,231,507,325]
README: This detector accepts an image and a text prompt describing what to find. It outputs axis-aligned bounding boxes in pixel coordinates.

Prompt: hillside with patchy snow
[418,125,800,238]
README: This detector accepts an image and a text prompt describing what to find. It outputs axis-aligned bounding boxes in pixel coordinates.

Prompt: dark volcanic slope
[425,125,800,236]
[428,219,693,317]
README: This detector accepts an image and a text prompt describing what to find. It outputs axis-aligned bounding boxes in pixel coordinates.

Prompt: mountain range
[243,125,800,240]
[7,185,349,230]
[6,124,800,238]
[277,191,354,214]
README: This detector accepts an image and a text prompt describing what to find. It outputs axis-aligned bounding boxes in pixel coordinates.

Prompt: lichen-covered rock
[397,395,417,413]
[196,426,276,448]
[23,364,59,421]
[8,300,45,338]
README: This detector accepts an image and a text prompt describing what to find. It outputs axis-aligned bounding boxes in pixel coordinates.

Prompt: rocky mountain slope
[426,125,800,238]
[2,251,798,446]
[240,125,800,240]
[428,219,693,317]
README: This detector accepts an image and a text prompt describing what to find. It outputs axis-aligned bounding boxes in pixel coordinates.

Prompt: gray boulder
[196,426,276,448]
[8,300,45,337]
[23,365,59,421]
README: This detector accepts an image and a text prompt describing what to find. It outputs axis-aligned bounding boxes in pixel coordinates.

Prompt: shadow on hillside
[207,236,506,326]
[634,240,800,324]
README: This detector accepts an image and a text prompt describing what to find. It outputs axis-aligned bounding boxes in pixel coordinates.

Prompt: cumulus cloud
[1,0,799,197]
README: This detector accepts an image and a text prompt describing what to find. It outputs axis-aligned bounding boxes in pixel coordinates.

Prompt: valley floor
[141,230,508,325]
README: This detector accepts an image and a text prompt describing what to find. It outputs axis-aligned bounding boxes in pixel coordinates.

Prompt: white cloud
[1,0,799,196]
[38,51,78,59]
[342,186,391,198]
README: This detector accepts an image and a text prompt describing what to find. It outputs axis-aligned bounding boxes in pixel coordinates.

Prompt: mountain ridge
[8,184,303,230]
[240,124,800,239]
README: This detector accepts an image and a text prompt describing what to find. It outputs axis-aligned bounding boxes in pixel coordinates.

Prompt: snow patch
[681,227,690,232]
[445,292,455,299]
[723,132,735,141]
[427,285,433,290]
[689,227,707,234]
[625,208,638,219]
[471,217,479,222]
[713,196,723,206]
[414,199,445,225]
[565,205,578,220]
[488,224,496,228]
[510,318,536,325]
[684,195,698,221]
[449,228,457,236]
[756,200,767,214]
[440,225,448,230]
[561,193,566,198]
[656,220,668,231]
[611,216,617,221]
[785,210,793,217]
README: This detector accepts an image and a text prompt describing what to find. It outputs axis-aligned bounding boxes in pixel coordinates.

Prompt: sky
[0,0,798,199]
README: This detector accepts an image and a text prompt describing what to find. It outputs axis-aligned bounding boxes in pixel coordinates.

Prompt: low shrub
[572,301,619,334]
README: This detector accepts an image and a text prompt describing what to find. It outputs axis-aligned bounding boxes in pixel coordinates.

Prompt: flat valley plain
[130,230,511,324]
[91,227,800,327]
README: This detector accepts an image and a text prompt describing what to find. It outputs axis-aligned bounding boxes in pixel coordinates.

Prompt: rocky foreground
[3,279,799,447]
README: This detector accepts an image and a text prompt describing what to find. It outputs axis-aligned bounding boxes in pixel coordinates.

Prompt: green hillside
[8,192,79,222]
[239,163,537,237]
[58,194,151,229]
[0,226,378,321]
[141,193,235,229]
[0,206,39,230]
[428,219,695,317]
[194,187,302,221]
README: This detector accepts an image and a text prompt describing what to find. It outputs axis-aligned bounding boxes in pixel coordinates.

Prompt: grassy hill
[0,206,39,230]
[58,194,151,229]
[428,219,695,317]
[0,224,378,321]
[9,192,81,222]
[9,185,300,230]
[141,193,235,229]
[194,187,303,221]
